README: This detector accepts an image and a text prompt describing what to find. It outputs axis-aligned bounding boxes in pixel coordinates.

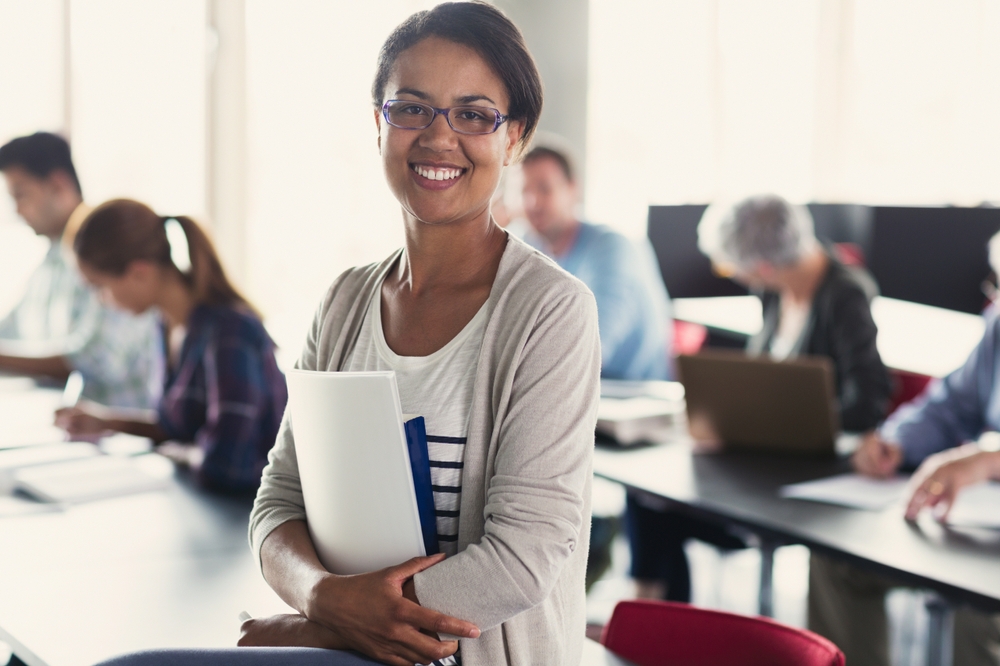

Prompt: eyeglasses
[381,99,508,135]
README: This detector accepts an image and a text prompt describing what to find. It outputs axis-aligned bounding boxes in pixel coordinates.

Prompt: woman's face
[377,37,524,228]
[78,261,159,315]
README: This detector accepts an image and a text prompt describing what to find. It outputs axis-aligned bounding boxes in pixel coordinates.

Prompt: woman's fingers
[388,553,447,581]
[399,600,480,638]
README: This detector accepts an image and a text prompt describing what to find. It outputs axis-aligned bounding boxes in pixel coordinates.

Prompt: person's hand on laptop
[852,431,903,478]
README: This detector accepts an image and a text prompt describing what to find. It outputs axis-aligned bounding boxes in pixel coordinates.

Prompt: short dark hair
[0,132,82,196]
[523,145,575,182]
[372,1,543,153]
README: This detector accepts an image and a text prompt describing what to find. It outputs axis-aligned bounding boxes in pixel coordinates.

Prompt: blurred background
[2,0,999,355]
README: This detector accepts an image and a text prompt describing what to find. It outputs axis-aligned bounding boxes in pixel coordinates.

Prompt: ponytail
[75,199,260,319]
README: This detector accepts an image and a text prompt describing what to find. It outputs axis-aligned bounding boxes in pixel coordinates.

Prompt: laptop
[677,351,840,455]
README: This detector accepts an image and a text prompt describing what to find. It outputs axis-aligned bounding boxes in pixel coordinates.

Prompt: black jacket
[748,257,892,432]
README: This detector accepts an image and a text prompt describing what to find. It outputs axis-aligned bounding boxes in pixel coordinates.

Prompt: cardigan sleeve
[413,288,601,630]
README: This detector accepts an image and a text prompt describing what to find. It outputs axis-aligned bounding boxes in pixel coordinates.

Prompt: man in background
[0,132,159,408]
[520,144,673,381]
[520,143,674,588]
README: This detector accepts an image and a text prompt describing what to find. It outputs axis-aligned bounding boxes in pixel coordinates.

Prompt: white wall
[243,1,435,354]
[0,0,65,315]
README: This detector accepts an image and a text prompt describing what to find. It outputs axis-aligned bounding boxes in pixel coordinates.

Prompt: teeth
[412,165,463,181]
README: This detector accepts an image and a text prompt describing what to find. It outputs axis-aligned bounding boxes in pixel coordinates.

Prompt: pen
[238,610,252,624]
[61,371,84,408]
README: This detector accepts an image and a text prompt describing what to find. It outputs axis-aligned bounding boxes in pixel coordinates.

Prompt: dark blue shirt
[158,304,287,492]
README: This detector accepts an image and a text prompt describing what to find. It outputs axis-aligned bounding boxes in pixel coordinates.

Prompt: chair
[600,600,845,666]
[672,320,708,357]
[887,368,933,416]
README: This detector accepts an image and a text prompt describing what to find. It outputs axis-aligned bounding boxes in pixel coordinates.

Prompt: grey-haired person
[626,194,892,605]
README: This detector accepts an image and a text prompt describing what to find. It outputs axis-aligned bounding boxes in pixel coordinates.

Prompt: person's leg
[624,493,692,602]
[808,553,893,666]
[953,607,1000,666]
[93,647,385,666]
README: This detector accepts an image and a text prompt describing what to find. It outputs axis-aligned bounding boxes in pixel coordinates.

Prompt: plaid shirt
[158,305,287,492]
[0,228,161,409]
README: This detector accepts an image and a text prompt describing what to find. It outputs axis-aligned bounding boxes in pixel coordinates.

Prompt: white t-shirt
[343,281,487,558]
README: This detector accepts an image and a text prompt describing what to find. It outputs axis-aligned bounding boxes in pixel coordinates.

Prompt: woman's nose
[419,112,459,149]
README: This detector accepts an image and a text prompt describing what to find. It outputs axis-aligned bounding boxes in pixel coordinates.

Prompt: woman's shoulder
[500,234,595,303]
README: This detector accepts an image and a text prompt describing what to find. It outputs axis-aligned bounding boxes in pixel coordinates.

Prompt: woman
[54,199,287,494]
[240,4,599,666]
[626,194,893,602]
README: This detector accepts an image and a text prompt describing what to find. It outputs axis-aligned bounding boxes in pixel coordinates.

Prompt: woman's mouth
[410,163,467,189]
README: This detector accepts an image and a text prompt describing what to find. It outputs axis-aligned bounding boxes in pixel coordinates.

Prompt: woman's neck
[396,210,507,295]
[157,272,196,330]
[780,248,830,305]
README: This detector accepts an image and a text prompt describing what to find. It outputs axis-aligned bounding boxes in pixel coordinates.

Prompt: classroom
[1,1,999,665]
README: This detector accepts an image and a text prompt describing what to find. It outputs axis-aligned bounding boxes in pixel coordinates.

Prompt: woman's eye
[402,105,428,115]
[458,109,489,121]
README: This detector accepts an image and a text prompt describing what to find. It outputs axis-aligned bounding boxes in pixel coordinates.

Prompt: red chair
[887,368,933,416]
[600,600,844,666]
[672,320,708,357]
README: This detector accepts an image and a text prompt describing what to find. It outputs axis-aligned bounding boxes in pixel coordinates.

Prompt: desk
[0,471,291,666]
[0,381,292,666]
[673,296,986,378]
[593,441,1000,666]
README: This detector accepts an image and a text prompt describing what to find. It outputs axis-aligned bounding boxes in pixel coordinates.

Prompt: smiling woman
[235,3,600,666]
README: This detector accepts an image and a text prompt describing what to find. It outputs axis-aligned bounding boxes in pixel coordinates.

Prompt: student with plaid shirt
[55,199,286,493]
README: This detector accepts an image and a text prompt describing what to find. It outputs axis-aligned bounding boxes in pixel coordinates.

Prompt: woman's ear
[503,120,526,166]
[374,108,382,154]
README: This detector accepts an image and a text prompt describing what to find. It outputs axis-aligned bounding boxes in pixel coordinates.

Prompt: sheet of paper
[947,482,1000,529]
[780,473,909,510]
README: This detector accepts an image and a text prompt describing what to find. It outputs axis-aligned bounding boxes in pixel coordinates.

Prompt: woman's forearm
[259,520,331,617]
[106,417,169,442]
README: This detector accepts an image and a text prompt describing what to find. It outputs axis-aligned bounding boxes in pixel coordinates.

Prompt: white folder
[286,370,426,575]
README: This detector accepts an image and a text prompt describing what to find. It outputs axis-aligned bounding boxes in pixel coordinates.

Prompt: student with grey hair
[626,194,892,604]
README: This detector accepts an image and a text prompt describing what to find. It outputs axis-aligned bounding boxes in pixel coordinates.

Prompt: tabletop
[593,440,1000,613]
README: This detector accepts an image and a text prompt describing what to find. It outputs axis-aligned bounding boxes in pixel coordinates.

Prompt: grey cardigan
[249,235,600,665]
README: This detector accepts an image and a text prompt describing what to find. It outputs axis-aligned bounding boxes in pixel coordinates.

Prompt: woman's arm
[258,520,478,666]
[413,289,601,630]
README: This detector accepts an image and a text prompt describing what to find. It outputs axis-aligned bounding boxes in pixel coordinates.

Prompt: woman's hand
[238,613,345,649]
[852,431,903,478]
[904,444,1000,521]
[54,404,109,438]
[305,553,480,666]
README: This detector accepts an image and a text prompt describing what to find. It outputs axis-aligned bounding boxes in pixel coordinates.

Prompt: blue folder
[403,416,439,556]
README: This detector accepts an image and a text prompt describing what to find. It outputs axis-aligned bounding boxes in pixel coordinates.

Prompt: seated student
[810,242,1000,666]
[236,5,599,666]
[519,142,673,588]
[0,133,159,408]
[627,194,892,602]
[520,143,673,381]
[54,199,286,493]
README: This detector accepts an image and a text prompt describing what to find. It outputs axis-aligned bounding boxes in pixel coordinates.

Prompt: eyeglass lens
[384,100,499,135]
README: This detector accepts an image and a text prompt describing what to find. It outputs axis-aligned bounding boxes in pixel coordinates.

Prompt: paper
[780,473,908,510]
[947,482,1000,529]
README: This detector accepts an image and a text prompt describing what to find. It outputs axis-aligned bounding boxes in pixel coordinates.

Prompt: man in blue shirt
[810,302,1000,665]
[520,145,673,381]
[519,144,674,588]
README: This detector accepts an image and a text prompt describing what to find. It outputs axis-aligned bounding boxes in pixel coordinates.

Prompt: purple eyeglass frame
[381,99,509,135]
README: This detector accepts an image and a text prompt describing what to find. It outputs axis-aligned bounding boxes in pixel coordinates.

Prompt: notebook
[286,370,438,576]
[14,454,172,504]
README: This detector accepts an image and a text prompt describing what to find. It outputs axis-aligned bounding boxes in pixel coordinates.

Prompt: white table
[673,295,986,378]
